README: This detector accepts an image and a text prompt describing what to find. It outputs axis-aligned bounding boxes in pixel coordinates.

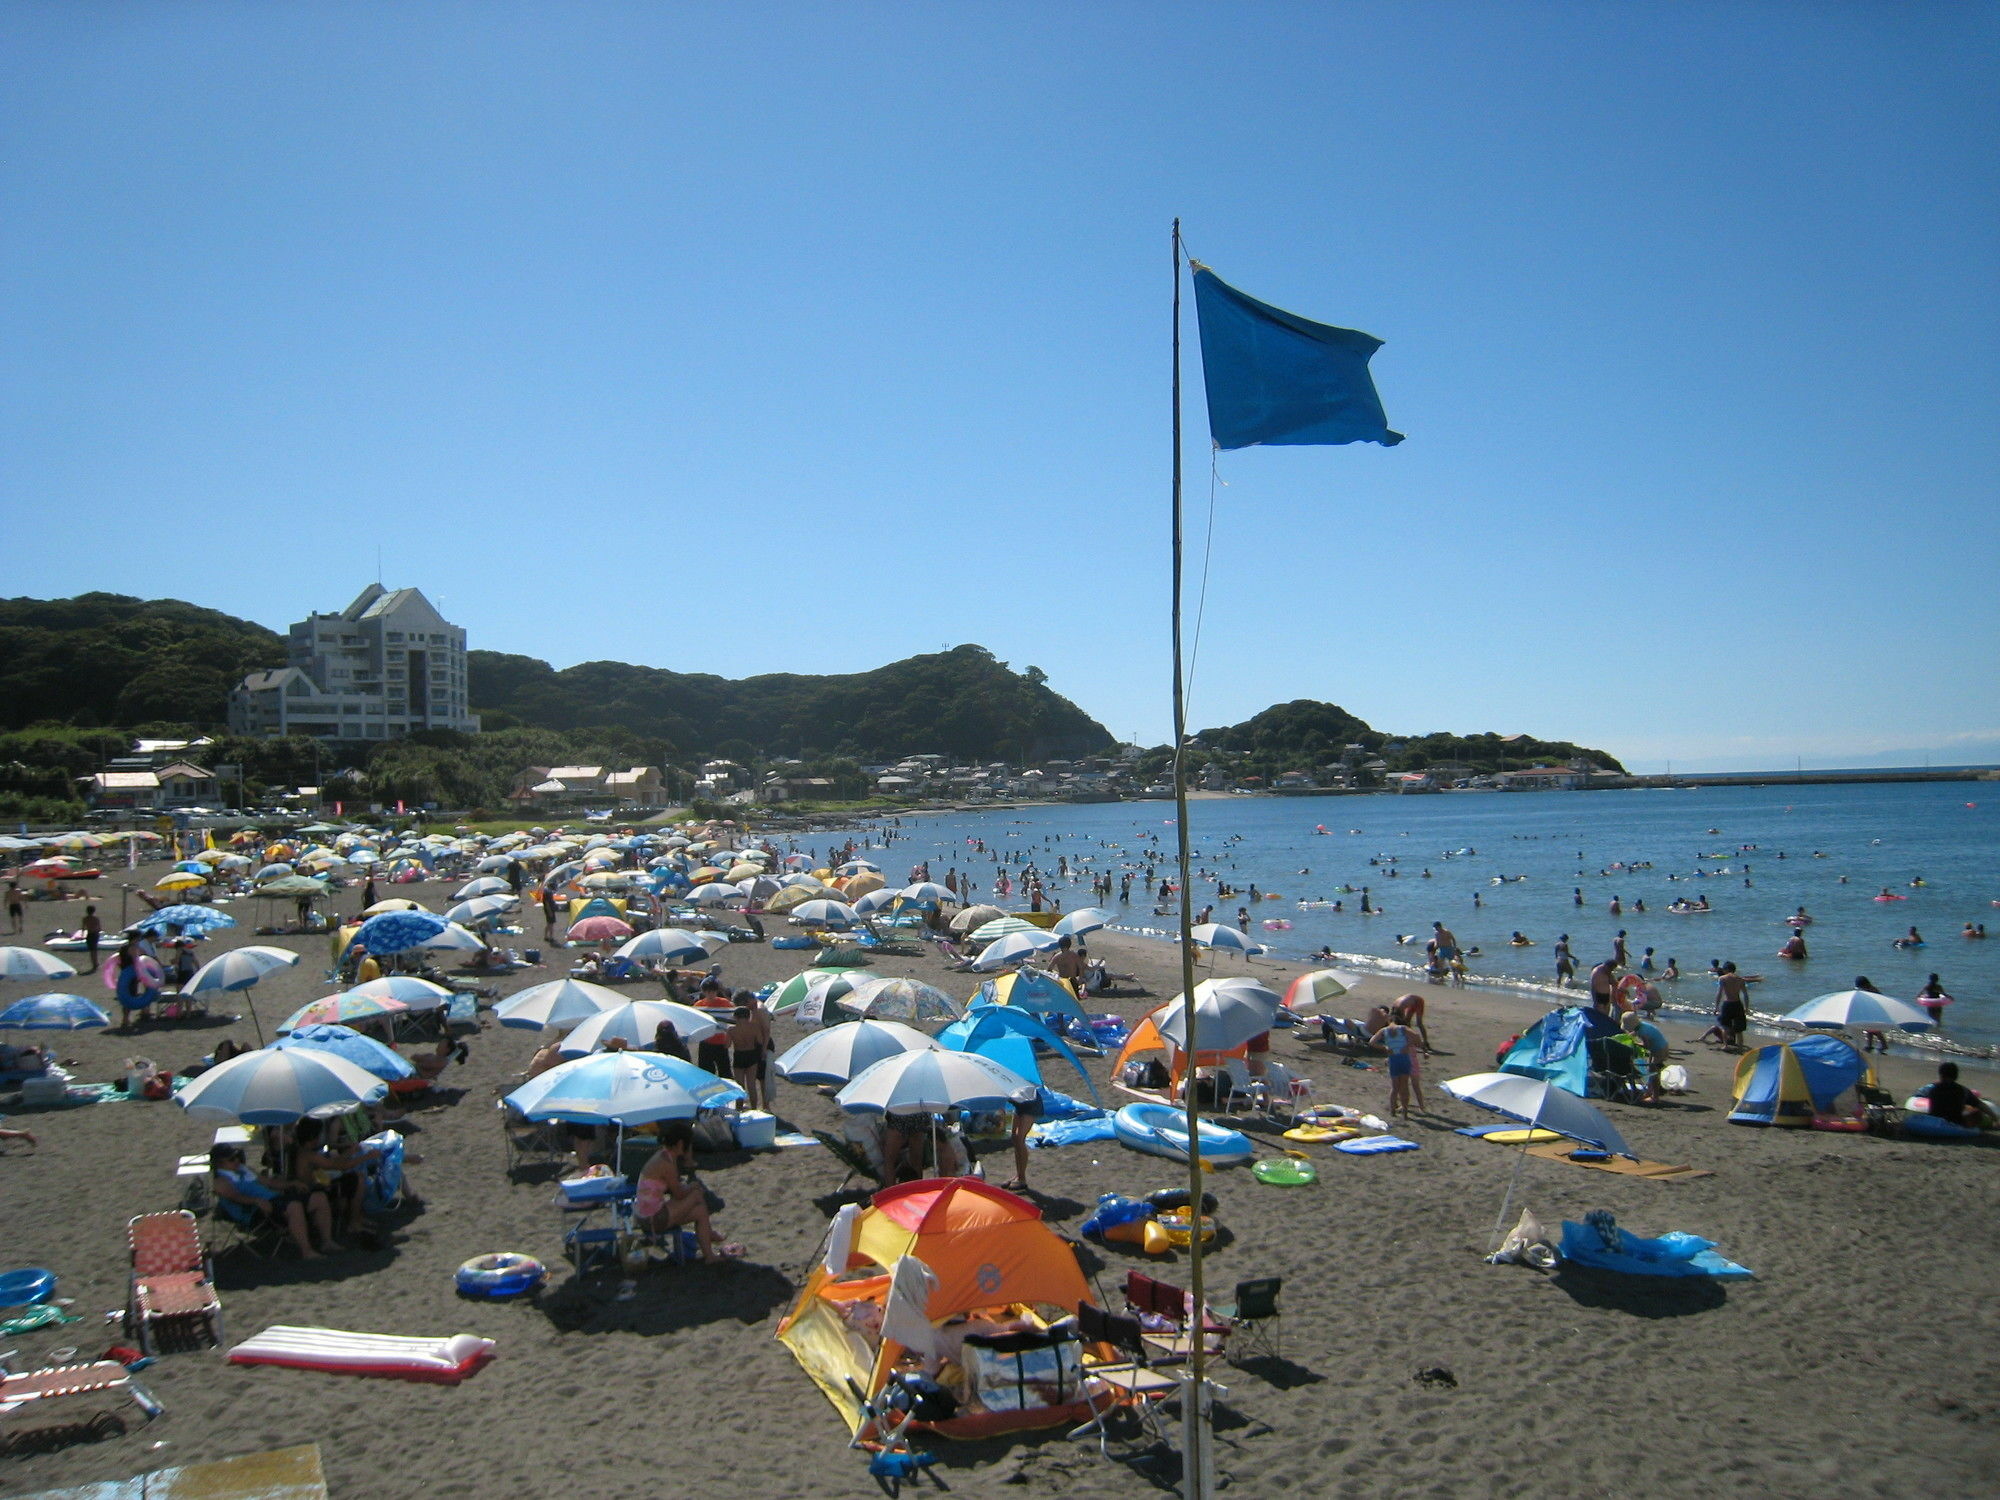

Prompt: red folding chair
[125,1211,223,1355]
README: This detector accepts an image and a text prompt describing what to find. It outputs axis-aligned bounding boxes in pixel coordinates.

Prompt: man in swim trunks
[1431,921,1458,962]
[727,1002,765,1110]
[1714,963,1749,1049]
[1588,958,1621,1015]
[1554,935,1576,988]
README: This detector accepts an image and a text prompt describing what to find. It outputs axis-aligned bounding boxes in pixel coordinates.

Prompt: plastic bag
[1660,1064,1690,1094]
[1487,1208,1559,1269]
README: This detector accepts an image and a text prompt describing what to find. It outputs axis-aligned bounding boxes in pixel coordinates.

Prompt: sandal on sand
[712,1242,747,1260]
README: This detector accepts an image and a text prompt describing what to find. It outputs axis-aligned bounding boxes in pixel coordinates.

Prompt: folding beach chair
[125,1211,223,1356]
[1068,1301,1180,1457]
[0,1360,161,1451]
[1122,1272,1225,1362]
[1212,1277,1283,1364]
[499,1100,565,1178]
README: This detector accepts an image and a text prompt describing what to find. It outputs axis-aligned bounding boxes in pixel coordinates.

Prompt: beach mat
[18,1442,327,1499]
[1526,1141,1713,1181]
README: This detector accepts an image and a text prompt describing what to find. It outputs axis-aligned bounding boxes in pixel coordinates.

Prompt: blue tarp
[1499,1006,1615,1097]
[1560,1218,1753,1279]
[1029,1116,1119,1150]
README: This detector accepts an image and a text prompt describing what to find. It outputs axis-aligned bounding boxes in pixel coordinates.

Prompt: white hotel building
[228,585,481,741]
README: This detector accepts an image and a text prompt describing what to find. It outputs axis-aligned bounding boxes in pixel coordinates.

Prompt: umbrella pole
[1489,1142,1530,1252]
[244,982,266,1046]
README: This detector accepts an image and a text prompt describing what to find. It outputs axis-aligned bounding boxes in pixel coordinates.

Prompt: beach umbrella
[476,855,513,873]
[184,946,301,995]
[895,882,959,906]
[686,883,743,907]
[361,897,429,916]
[773,1020,939,1086]
[0,993,111,1030]
[568,915,635,944]
[344,976,453,1010]
[836,975,963,1023]
[556,1000,723,1057]
[950,904,1006,934]
[972,931,1061,971]
[970,916,1043,943]
[419,923,487,954]
[1784,989,1933,1033]
[153,872,208,891]
[254,863,296,882]
[972,967,1087,1021]
[252,876,334,900]
[446,895,519,926]
[354,910,450,955]
[770,967,882,1015]
[790,899,861,929]
[136,905,236,936]
[274,1023,415,1081]
[764,884,826,915]
[834,859,881,876]
[1051,907,1115,938]
[836,1049,1036,1115]
[493,978,624,1031]
[454,877,512,900]
[840,871,886,900]
[578,870,631,890]
[1442,1070,1636,1249]
[0,947,78,981]
[278,994,410,1035]
[504,1050,743,1126]
[1188,923,1267,956]
[615,928,720,964]
[851,888,903,916]
[1282,969,1367,1010]
[1155,977,1282,1052]
[176,1046,388,1124]
[214,854,252,871]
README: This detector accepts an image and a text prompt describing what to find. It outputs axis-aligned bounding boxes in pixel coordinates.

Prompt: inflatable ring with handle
[455,1252,546,1299]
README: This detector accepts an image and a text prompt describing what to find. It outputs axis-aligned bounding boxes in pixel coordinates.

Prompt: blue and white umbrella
[895,882,959,907]
[454,877,512,900]
[275,1023,416,1081]
[176,1046,389,1124]
[1188,922,1267,956]
[1784,989,1933,1033]
[972,930,1061,971]
[136,905,236,936]
[0,947,78,981]
[616,928,721,964]
[773,1020,938,1086]
[1052,907,1115,939]
[790,899,861,929]
[503,1050,743,1125]
[685,883,743,907]
[354,909,450,955]
[556,1000,723,1057]
[493,978,624,1031]
[833,859,881,876]
[836,1049,1036,1114]
[0,993,111,1030]
[254,863,295,882]
[446,894,518,927]
[344,975,454,1010]
[183,946,301,996]
[852,888,902,916]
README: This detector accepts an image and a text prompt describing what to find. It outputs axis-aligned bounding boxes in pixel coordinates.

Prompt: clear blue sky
[4,2,1995,772]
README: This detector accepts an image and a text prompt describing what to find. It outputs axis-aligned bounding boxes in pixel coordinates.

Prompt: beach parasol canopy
[360,897,428,916]
[836,1049,1036,1115]
[773,1019,939,1086]
[1282,969,1367,1010]
[770,967,881,1015]
[972,931,1061,971]
[1051,907,1115,938]
[344,976,453,1010]
[183,946,301,996]
[177,1046,389,1124]
[136,906,236,936]
[895,882,960,907]
[1784,989,1933,1033]
[950,904,1006,934]
[790,899,861,929]
[353,910,450,954]
[252,876,334,899]
[685,883,744,907]
[556,1000,723,1057]
[274,1023,415,1081]
[152,872,209,891]
[446,895,519,926]
[278,994,410,1035]
[1441,1072,1634,1156]
[969,916,1043,944]
[1155,977,1282,1052]
[567,915,634,944]
[833,859,881,875]
[0,947,78,981]
[493,978,625,1031]
[0,993,111,1030]
[1188,922,1267,956]
[419,923,488,953]
[454,877,511,899]
[836,975,963,1023]
[503,1050,743,1125]
[616,928,722,964]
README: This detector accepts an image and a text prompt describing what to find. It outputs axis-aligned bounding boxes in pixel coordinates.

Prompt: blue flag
[1191,266,1402,450]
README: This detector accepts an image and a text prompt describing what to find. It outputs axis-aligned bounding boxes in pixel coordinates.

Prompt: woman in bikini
[633,1120,741,1261]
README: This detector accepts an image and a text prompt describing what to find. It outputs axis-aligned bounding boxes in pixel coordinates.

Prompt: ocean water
[828,782,2000,1052]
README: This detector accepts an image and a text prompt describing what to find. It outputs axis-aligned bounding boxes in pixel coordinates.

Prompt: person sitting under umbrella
[211,1142,336,1259]
[634,1120,742,1261]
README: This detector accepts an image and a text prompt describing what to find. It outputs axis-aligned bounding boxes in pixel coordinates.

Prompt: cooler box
[732,1111,777,1150]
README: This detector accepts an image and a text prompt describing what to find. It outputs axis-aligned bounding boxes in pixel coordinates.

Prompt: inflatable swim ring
[1282,1124,1358,1144]
[101,955,164,993]
[1156,1208,1219,1245]
[0,1267,56,1307]
[1261,919,1292,931]
[1104,1217,1173,1255]
[1252,1157,1317,1187]
[455,1252,546,1299]
[1111,1102,1254,1167]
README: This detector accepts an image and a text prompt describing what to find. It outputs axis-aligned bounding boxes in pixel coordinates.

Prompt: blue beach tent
[937,1005,1097,1101]
[1497,1006,1616,1097]
[1728,1034,1867,1127]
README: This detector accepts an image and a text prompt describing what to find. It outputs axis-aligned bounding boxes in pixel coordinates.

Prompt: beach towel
[1335,1135,1418,1154]
[1028,1115,1118,1149]
[1525,1141,1712,1181]
[1559,1216,1752,1279]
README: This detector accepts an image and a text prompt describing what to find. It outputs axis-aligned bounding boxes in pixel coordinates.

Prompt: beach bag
[123,1057,157,1095]
[964,1326,1082,1413]
[141,1071,173,1101]
[693,1112,737,1152]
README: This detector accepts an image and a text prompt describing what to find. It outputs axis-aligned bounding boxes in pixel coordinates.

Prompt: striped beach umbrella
[0,947,78,981]
[0,993,111,1030]
[503,1050,743,1126]
[176,1047,388,1125]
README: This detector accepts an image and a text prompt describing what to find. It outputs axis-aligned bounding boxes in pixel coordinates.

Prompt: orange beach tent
[777,1178,1095,1439]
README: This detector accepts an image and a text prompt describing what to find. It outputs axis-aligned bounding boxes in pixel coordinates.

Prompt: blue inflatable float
[1111,1102,1253,1167]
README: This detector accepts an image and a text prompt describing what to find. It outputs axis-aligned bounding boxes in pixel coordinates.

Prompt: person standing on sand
[83,904,102,968]
[6,882,23,934]
[541,885,559,942]
[1714,963,1750,1049]
[1369,1011,1425,1119]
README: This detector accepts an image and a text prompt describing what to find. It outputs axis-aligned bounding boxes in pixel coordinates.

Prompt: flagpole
[1169,216,1212,1499]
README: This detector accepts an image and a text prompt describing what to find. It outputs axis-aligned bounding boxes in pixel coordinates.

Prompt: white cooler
[731,1111,777,1150]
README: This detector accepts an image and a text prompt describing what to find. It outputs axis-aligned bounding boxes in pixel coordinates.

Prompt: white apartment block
[228,585,481,741]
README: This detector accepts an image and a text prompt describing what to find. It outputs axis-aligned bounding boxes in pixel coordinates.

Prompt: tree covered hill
[470,644,1115,764]
[1183,698,1626,777]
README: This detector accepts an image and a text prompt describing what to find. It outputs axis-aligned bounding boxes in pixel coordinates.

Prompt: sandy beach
[3,874,1997,1499]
